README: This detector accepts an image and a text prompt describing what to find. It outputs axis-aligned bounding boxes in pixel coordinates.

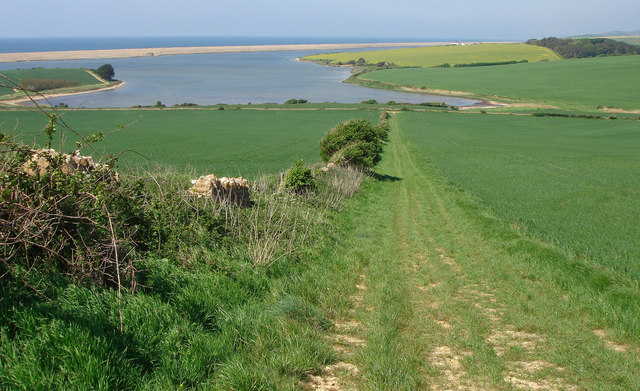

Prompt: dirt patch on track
[593,329,631,353]
[303,273,368,390]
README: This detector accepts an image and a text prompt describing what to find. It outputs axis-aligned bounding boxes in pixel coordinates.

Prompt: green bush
[95,64,115,81]
[319,118,384,168]
[284,99,308,104]
[283,159,315,193]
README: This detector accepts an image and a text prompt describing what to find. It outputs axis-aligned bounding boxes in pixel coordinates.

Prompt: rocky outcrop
[21,148,118,182]
[190,174,251,206]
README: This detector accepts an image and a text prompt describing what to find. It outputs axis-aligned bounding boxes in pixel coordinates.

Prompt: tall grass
[0,159,368,389]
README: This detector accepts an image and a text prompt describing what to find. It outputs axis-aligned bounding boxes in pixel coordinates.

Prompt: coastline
[1,81,125,106]
[0,42,454,63]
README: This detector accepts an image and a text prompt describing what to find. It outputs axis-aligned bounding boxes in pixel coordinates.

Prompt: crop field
[601,36,640,45]
[398,111,640,281]
[0,68,102,96]
[303,43,561,67]
[358,55,640,110]
[0,108,379,177]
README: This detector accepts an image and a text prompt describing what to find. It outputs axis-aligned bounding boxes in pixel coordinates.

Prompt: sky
[2,0,639,40]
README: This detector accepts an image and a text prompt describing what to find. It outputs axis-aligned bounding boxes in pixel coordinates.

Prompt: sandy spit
[0,42,455,63]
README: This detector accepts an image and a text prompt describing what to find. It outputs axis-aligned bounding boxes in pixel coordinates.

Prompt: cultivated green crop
[0,108,380,178]
[398,111,640,281]
[303,43,561,67]
[0,68,102,97]
[357,55,640,110]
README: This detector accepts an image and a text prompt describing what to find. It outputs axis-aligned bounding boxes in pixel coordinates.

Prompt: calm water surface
[0,50,478,107]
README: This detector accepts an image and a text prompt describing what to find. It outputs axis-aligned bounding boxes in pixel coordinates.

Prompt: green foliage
[283,159,316,193]
[95,64,115,81]
[453,59,528,67]
[527,37,640,58]
[356,57,366,66]
[0,134,144,287]
[284,98,308,104]
[172,102,198,107]
[361,99,378,104]
[319,118,385,168]
[418,101,448,108]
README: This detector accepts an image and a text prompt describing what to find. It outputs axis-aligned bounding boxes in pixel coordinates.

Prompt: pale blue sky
[2,0,638,40]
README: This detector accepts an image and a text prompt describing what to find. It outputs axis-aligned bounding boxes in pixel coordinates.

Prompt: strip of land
[1,81,125,106]
[0,42,465,63]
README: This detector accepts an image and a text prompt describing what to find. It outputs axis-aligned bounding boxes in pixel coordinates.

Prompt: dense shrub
[284,99,308,104]
[283,159,316,193]
[95,64,115,81]
[453,59,528,67]
[0,134,145,288]
[319,118,385,168]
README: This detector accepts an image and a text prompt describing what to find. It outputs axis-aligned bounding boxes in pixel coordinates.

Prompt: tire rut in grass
[390,117,580,390]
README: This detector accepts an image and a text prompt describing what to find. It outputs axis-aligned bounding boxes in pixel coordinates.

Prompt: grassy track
[0,68,103,97]
[0,109,379,177]
[355,56,640,110]
[303,43,560,67]
[321,113,640,390]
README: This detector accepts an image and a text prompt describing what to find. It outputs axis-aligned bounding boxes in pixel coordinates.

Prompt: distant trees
[95,64,115,81]
[526,37,640,58]
[356,57,366,66]
[284,99,308,104]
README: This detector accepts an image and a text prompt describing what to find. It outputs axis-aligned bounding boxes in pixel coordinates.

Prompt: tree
[95,64,115,81]
[356,57,366,66]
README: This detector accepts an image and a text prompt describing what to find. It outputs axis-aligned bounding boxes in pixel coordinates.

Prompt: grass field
[0,108,379,177]
[317,113,640,389]
[2,107,639,389]
[356,55,640,110]
[398,111,640,282]
[0,68,103,97]
[600,36,640,45]
[303,43,561,67]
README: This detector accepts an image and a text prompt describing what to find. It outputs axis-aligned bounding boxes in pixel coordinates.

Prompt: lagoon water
[0,37,479,107]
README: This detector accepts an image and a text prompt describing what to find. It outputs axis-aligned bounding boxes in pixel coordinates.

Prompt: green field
[600,36,640,45]
[0,68,103,97]
[303,43,561,67]
[3,106,640,389]
[0,108,379,177]
[356,55,640,110]
[398,111,640,281]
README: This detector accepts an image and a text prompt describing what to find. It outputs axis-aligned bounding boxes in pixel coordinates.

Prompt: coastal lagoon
[0,50,478,108]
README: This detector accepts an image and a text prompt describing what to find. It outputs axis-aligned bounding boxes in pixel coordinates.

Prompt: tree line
[526,37,640,58]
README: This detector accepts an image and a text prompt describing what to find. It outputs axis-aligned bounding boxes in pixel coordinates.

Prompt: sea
[0,37,480,108]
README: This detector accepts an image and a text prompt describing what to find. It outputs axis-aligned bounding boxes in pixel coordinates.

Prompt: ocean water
[0,37,479,107]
